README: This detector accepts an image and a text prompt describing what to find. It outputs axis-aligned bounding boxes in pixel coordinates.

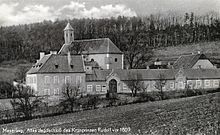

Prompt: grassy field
[0,60,32,82]
[0,92,219,134]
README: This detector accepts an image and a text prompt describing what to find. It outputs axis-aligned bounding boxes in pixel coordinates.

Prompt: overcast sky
[0,0,219,26]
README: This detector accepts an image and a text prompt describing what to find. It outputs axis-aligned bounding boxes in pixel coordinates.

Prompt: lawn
[0,92,219,134]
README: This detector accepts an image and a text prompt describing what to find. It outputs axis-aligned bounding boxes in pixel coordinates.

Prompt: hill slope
[153,41,220,64]
[1,93,219,134]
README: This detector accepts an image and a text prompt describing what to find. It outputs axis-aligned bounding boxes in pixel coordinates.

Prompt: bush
[184,89,206,97]
[0,81,15,99]
[80,95,100,110]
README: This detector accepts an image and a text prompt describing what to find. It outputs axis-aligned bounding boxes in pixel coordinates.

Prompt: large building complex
[26,23,220,97]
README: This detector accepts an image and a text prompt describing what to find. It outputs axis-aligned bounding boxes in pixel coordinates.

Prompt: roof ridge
[73,38,109,42]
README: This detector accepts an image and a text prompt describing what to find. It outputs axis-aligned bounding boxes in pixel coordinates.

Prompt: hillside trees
[0,12,219,64]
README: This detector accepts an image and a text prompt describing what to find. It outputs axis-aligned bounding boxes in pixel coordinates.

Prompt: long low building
[26,23,220,97]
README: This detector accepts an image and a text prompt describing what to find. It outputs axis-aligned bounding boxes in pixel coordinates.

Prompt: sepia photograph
[0,0,219,134]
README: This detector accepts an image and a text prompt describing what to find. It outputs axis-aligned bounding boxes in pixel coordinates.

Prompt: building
[26,23,220,97]
[173,53,216,69]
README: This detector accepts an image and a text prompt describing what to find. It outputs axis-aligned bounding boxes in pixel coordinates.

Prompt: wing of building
[26,23,220,97]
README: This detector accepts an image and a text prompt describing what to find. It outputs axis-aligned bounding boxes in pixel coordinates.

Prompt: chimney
[67,51,71,66]
[197,51,201,54]
[40,52,45,60]
[50,51,57,54]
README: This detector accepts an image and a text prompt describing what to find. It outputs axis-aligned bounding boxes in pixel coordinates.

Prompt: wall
[86,53,123,69]
[26,74,37,91]
[27,73,86,96]
[85,78,220,95]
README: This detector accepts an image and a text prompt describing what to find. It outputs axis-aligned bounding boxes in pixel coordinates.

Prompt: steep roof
[27,54,85,74]
[59,38,123,54]
[173,54,209,69]
[64,22,73,30]
[86,68,220,82]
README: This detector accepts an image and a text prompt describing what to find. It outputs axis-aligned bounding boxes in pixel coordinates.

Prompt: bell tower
[64,22,74,44]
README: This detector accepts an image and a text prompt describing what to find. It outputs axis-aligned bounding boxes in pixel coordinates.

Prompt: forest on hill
[0,12,220,67]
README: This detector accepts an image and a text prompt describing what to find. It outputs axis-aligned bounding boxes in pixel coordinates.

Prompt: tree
[0,81,15,99]
[60,83,80,113]
[15,66,29,83]
[10,84,42,119]
[122,31,153,69]
[127,72,146,97]
[154,74,167,100]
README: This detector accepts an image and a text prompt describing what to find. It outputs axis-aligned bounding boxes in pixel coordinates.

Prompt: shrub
[80,95,100,110]
[184,89,206,97]
[0,81,15,99]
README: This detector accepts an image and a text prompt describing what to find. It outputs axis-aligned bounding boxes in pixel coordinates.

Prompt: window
[205,80,210,87]
[44,89,50,96]
[96,85,101,91]
[196,80,202,88]
[178,82,184,89]
[54,88,60,95]
[87,85,93,92]
[123,83,127,91]
[33,77,36,83]
[102,86,107,92]
[170,82,175,89]
[54,76,59,84]
[65,76,71,84]
[45,76,50,84]
[26,77,29,83]
[55,64,58,68]
[187,80,193,89]
[115,58,118,62]
[76,76,82,84]
[213,80,219,87]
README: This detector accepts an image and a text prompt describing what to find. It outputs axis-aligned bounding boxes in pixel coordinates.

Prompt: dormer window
[55,64,58,68]
[38,63,42,67]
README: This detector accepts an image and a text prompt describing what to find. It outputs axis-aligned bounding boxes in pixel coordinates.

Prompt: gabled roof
[27,54,85,74]
[86,68,220,82]
[59,38,123,54]
[173,54,208,69]
[64,22,73,30]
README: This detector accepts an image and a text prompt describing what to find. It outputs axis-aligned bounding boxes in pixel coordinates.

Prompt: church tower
[64,22,74,44]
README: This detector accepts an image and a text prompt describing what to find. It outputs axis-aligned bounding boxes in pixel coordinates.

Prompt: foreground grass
[0,93,219,134]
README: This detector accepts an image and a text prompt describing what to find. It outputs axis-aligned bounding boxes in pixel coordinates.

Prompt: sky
[0,0,219,26]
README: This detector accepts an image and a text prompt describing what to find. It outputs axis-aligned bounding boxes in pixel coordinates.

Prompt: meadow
[0,92,219,134]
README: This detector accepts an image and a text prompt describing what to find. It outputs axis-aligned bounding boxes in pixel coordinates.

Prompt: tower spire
[64,21,74,45]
